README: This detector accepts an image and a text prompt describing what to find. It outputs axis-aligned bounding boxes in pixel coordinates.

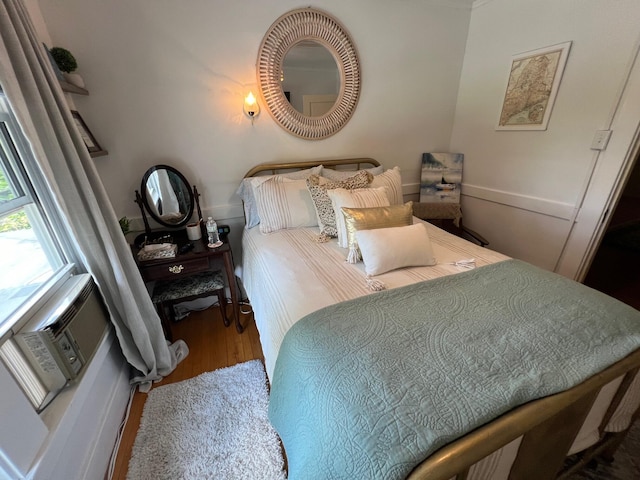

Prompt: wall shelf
[59,80,88,95]
[90,150,108,158]
[61,82,108,157]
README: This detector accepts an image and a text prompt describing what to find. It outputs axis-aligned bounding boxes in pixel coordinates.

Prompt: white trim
[132,184,576,236]
[403,182,575,220]
[461,184,575,220]
[403,182,420,196]
[79,355,130,480]
[556,33,640,280]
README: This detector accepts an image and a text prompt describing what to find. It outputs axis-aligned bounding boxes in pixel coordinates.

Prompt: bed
[238,158,640,480]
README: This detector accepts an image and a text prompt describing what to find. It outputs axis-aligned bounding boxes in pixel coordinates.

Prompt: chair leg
[216,289,230,327]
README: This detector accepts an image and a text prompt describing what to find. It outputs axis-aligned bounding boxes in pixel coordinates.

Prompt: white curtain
[0,0,187,390]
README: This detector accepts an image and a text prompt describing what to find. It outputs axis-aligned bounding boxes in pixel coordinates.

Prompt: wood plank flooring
[110,305,263,480]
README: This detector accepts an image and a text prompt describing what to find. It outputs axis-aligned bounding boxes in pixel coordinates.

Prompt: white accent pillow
[320,165,383,181]
[356,223,437,276]
[370,167,403,205]
[327,187,390,248]
[236,165,322,228]
[254,178,318,234]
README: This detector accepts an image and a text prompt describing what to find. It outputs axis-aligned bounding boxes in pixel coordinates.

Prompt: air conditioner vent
[45,277,94,337]
[0,274,110,411]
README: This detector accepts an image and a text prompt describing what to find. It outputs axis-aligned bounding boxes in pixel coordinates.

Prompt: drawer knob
[168,264,184,274]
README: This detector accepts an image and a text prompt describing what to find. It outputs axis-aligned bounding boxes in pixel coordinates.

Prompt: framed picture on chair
[420,153,463,204]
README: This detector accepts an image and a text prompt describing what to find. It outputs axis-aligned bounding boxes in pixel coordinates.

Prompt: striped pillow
[236,165,322,228]
[327,187,390,248]
[320,165,383,181]
[370,167,403,205]
[254,178,317,234]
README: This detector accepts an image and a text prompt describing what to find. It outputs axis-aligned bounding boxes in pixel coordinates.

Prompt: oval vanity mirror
[257,8,360,140]
[282,40,340,116]
[140,165,194,228]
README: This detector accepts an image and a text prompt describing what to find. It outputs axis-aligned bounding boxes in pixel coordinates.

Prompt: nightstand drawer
[140,257,210,282]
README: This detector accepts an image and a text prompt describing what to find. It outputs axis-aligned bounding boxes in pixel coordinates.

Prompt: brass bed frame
[243,157,381,178]
[243,157,640,480]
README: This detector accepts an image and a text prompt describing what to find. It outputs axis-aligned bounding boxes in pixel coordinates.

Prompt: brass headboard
[243,158,380,178]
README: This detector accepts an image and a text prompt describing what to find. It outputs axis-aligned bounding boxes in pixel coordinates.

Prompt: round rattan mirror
[257,8,360,140]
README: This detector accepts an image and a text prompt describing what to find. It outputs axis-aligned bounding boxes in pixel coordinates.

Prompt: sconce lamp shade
[244,92,260,120]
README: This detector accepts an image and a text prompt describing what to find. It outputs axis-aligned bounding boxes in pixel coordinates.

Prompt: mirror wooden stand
[134,165,205,242]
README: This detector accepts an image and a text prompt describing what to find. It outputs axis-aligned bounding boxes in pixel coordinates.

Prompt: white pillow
[327,187,390,248]
[320,165,383,181]
[253,178,318,234]
[370,167,403,205]
[236,165,322,228]
[356,223,437,276]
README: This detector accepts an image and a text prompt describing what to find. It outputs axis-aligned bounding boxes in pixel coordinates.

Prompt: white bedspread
[240,219,509,379]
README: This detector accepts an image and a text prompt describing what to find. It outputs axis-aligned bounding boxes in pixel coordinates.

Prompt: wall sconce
[244,92,260,123]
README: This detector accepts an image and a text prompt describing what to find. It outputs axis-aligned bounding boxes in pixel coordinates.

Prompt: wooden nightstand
[133,231,243,334]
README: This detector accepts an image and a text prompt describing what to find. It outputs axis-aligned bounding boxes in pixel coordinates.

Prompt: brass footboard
[407,348,640,480]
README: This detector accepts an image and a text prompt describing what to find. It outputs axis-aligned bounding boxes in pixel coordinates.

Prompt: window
[0,94,75,335]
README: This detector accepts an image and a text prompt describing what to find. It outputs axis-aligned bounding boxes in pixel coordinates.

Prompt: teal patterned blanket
[268,260,640,480]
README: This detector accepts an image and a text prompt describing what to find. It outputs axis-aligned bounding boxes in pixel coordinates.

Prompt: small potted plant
[50,46,84,88]
[119,216,130,236]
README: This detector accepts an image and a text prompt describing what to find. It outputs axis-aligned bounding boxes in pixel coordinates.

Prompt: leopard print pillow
[306,170,373,238]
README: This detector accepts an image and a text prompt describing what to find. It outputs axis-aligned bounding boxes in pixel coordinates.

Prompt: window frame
[0,93,80,340]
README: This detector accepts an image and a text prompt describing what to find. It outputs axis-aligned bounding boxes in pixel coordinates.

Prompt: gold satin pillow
[342,201,414,251]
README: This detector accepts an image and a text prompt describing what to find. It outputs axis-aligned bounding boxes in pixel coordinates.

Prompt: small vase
[63,72,85,88]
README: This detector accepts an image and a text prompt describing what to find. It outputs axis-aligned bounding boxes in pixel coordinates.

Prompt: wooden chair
[152,270,229,341]
[413,202,489,247]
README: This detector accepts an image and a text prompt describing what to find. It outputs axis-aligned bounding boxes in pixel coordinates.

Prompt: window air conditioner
[0,273,111,411]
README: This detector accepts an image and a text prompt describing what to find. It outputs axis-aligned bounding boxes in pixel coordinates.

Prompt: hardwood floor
[110,304,263,480]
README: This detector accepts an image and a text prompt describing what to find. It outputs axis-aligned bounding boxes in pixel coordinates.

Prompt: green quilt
[268,259,640,480]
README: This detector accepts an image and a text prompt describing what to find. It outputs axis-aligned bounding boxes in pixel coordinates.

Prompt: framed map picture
[497,41,571,130]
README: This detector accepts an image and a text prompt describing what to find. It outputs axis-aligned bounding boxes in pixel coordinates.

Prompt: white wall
[37,0,473,241]
[450,0,640,271]
[37,0,640,276]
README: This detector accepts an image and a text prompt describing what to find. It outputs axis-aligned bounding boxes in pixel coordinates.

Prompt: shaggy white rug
[127,360,286,480]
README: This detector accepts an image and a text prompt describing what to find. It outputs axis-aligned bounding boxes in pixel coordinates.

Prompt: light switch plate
[591,130,612,150]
